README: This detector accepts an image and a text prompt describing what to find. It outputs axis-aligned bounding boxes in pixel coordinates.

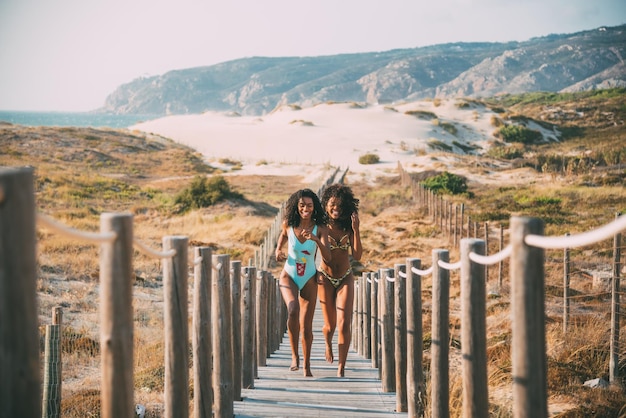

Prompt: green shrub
[174,175,241,212]
[486,144,524,160]
[496,124,543,144]
[359,153,380,164]
[422,172,468,195]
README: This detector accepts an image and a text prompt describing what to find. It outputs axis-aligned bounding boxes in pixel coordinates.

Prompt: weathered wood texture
[234,303,405,417]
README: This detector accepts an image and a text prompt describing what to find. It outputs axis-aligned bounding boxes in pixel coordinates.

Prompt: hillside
[100,25,626,116]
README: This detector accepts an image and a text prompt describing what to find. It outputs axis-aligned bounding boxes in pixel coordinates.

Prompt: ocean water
[0,110,160,129]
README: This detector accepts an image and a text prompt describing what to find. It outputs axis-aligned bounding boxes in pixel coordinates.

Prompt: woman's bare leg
[279,270,300,371]
[299,278,318,377]
[335,275,354,377]
[318,276,337,364]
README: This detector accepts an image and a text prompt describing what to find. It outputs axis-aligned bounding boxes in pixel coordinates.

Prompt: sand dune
[131,99,503,181]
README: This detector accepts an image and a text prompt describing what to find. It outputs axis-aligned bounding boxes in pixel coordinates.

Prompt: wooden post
[452,205,459,248]
[163,236,189,418]
[212,254,234,417]
[357,279,363,355]
[363,273,372,360]
[42,307,63,418]
[460,203,465,239]
[231,260,243,400]
[499,224,504,289]
[0,167,41,418]
[265,274,273,358]
[371,271,380,370]
[484,222,489,283]
[394,264,408,412]
[193,247,212,418]
[353,280,360,353]
[460,238,488,418]
[431,250,449,418]
[265,271,276,358]
[242,266,257,389]
[256,270,268,367]
[609,213,621,383]
[406,258,424,418]
[100,213,134,418]
[563,234,570,334]
[510,217,547,418]
[380,268,395,392]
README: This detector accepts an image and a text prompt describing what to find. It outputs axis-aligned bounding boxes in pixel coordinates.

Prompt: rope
[36,212,116,244]
[133,238,176,259]
[411,265,433,276]
[469,244,512,265]
[525,215,626,249]
[438,259,461,271]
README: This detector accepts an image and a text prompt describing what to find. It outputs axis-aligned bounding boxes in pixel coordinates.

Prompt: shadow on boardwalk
[234,303,406,418]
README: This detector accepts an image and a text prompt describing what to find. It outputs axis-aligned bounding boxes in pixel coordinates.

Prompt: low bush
[174,175,241,212]
[496,124,543,144]
[422,171,468,195]
[359,153,380,164]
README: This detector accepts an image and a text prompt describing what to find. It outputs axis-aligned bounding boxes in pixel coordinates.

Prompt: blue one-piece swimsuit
[284,225,318,290]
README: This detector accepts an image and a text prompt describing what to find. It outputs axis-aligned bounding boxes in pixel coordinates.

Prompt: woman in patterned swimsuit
[275,189,331,376]
[317,184,362,377]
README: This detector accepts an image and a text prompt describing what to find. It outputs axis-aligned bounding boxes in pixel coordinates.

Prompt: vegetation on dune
[421,171,468,195]
[174,175,242,213]
[359,152,380,164]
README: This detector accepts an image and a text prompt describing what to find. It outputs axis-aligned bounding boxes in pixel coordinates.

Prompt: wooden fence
[2,164,625,418]
[0,165,348,418]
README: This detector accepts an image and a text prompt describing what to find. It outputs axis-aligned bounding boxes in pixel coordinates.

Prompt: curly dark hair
[321,184,359,230]
[283,188,327,227]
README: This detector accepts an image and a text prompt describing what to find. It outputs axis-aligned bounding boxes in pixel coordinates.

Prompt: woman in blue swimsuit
[317,184,362,377]
[275,189,331,376]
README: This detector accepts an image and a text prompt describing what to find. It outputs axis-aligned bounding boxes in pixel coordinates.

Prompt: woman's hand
[275,250,286,262]
[301,228,313,241]
[351,212,360,231]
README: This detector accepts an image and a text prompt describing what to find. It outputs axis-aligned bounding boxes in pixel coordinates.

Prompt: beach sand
[130,99,540,185]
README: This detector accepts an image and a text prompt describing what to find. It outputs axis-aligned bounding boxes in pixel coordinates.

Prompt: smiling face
[298,197,314,220]
[326,196,343,221]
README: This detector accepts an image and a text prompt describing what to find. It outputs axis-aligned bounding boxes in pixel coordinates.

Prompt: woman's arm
[315,225,332,263]
[275,220,288,262]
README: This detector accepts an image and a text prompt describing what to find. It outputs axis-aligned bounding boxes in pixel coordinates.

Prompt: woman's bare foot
[290,357,299,371]
[303,366,313,377]
[337,365,345,377]
[325,344,334,364]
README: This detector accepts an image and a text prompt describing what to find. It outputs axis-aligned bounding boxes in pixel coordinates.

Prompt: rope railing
[37,211,177,259]
[36,212,116,243]
[525,215,626,249]
[133,237,176,259]
[380,217,626,278]
[4,165,625,418]
[352,210,625,418]
[1,167,290,418]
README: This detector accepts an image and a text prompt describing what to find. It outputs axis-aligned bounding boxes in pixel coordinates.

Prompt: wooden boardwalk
[234,304,406,418]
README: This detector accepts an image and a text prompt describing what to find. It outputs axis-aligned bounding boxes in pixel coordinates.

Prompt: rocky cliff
[100,25,626,116]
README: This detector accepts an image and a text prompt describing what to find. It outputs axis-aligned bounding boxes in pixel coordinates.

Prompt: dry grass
[2,90,626,417]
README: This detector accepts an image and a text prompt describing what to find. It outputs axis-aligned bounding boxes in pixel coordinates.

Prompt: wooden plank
[234,303,406,417]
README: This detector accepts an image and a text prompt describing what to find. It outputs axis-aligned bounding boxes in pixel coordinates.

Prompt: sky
[0,0,625,112]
